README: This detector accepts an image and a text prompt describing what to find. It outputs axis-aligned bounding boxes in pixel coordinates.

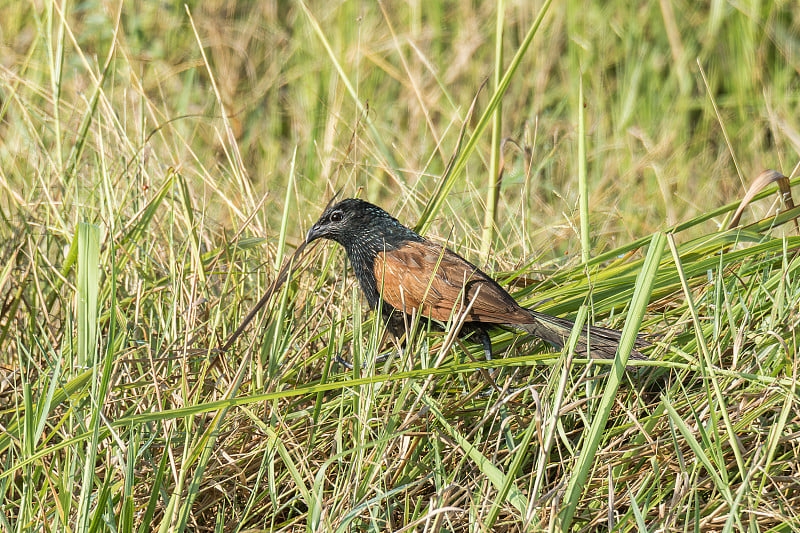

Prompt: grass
[1,0,799,531]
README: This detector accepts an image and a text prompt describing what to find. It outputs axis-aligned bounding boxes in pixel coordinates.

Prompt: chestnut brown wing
[374,240,531,324]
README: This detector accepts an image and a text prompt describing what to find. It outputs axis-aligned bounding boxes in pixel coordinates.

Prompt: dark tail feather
[516,310,649,360]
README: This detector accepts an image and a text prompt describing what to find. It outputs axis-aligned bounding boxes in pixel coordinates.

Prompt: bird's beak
[305,225,320,244]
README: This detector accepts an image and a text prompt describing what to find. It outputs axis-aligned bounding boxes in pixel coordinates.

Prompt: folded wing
[374,240,530,324]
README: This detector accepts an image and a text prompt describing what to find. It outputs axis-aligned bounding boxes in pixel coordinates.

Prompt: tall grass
[1,1,799,531]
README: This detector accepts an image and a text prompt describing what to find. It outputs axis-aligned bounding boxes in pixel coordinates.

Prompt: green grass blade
[415,0,554,234]
[414,382,529,515]
[577,75,589,264]
[76,222,100,368]
[558,232,666,529]
[479,0,506,263]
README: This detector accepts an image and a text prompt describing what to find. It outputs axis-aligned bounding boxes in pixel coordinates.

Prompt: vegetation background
[1,0,798,531]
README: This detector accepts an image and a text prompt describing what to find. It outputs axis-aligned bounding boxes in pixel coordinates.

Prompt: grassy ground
[1,1,799,531]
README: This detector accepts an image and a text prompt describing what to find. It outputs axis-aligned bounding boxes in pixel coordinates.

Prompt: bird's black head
[306,198,422,311]
[305,198,418,247]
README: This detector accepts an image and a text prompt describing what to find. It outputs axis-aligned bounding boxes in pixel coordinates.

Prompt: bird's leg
[375,344,401,365]
[456,326,494,362]
[456,332,501,393]
[334,350,396,370]
[476,328,493,361]
[334,354,354,370]
[374,307,407,365]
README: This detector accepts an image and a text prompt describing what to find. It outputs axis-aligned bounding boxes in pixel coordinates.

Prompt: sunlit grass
[1,1,799,531]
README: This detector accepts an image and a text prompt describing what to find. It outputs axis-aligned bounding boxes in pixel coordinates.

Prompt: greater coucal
[306,198,647,361]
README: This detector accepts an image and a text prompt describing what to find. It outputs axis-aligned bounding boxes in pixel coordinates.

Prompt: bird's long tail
[516,310,649,360]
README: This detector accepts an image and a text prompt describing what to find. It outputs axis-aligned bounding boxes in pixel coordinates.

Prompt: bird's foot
[334,354,354,370]
[333,348,401,371]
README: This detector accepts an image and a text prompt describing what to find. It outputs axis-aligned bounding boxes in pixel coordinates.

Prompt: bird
[305,198,648,362]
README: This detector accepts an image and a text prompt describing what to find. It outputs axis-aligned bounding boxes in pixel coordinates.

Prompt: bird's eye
[330,211,343,222]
